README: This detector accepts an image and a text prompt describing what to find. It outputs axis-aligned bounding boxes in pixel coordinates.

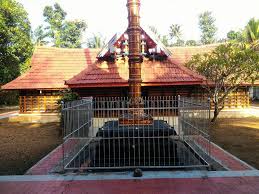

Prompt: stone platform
[0,171,259,194]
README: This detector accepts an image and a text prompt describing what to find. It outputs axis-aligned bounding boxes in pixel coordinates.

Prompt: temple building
[2,28,251,113]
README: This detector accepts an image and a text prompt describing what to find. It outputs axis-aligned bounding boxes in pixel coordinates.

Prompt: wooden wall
[191,87,250,109]
[18,86,250,113]
[75,86,250,109]
[218,88,250,108]
[19,90,61,113]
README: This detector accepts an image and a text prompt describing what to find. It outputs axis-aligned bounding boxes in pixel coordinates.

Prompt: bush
[0,90,19,106]
[58,89,79,104]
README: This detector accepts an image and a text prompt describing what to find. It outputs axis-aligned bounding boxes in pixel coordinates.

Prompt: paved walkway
[25,136,254,176]
[0,171,259,194]
[0,111,18,119]
[244,107,259,117]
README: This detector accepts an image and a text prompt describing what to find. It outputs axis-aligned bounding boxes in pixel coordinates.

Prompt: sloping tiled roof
[66,58,205,87]
[168,44,219,65]
[66,45,219,88]
[2,47,99,90]
[2,45,218,90]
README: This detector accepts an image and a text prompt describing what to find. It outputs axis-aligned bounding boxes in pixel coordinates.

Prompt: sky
[18,0,259,43]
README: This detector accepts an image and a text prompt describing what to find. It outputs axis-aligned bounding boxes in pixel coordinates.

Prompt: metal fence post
[208,97,211,156]
[61,101,65,172]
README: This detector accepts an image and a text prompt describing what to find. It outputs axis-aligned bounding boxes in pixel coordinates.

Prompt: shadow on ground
[211,117,259,169]
[0,122,62,175]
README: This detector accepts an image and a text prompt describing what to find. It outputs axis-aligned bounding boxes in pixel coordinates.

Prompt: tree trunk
[211,101,220,122]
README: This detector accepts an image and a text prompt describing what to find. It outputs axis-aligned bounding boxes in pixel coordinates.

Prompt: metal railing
[62,96,211,171]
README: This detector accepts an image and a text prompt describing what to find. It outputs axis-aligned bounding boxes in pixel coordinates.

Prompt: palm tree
[161,35,170,46]
[148,26,159,37]
[169,24,182,41]
[87,34,105,48]
[33,25,49,46]
[245,18,259,49]
[148,26,171,46]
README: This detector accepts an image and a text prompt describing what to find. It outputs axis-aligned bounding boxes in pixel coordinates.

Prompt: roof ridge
[34,44,220,51]
[34,46,89,51]
[168,43,220,49]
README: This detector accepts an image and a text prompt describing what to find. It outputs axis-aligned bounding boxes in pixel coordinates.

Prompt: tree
[245,18,259,48]
[227,30,245,42]
[43,3,67,47]
[0,0,33,84]
[227,30,239,40]
[173,39,185,46]
[161,35,170,47]
[148,26,170,46]
[169,24,184,46]
[60,20,87,48]
[199,11,217,44]
[86,34,105,49]
[185,40,197,46]
[148,25,159,37]
[33,25,49,46]
[187,43,259,122]
[41,3,87,48]
[169,24,182,40]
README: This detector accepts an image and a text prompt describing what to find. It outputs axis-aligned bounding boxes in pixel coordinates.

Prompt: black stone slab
[89,137,179,168]
[96,120,177,138]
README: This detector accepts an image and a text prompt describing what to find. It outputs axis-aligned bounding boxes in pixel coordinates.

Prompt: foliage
[227,30,244,41]
[169,24,184,46]
[217,38,227,43]
[185,40,197,46]
[148,25,159,36]
[0,89,19,106]
[169,24,182,41]
[60,20,87,48]
[86,33,105,49]
[227,18,259,50]
[245,18,259,49]
[187,43,259,121]
[33,25,49,46]
[38,3,87,48]
[227,30,237,40]
[172,39,185,47]
[19,56,32,74]
[43,3,66,47]
[199,11,217,45]
[59,89,80,103]
[0,0,33,84]
[160,35,170,47]
[148,26,170,46]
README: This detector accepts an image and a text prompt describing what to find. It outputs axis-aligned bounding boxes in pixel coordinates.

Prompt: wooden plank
[30,96,33,112]
[24,96,26,113]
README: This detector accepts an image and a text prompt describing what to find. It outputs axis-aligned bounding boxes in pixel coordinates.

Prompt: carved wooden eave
[97,26,172,60]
